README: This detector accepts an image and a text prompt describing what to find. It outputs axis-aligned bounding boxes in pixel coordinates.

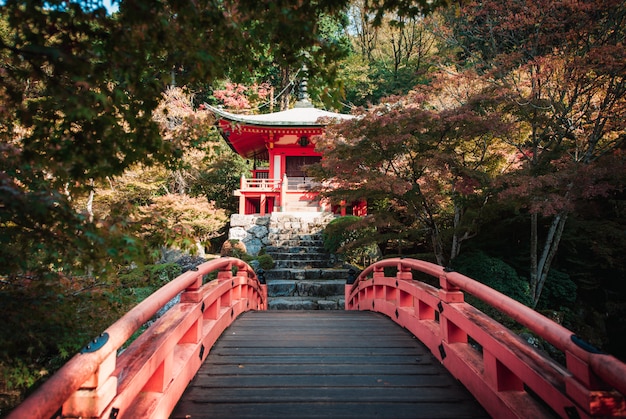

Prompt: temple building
[207,84,365,216]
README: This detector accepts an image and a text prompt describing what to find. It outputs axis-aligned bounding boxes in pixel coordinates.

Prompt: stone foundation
[228,212,335,256]
[227,211,348,310]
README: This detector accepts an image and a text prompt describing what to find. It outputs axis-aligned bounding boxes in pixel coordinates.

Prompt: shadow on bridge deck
[171,310,488,419]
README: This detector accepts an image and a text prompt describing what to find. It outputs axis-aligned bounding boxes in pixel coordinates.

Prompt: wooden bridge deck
[171,310,488,419]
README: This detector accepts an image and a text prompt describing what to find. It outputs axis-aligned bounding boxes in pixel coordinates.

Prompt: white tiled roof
[206,103,353,126]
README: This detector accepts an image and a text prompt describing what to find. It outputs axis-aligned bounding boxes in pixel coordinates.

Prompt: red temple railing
[240,175,282,191]
[8,257,267,419]
[345,258,626,418]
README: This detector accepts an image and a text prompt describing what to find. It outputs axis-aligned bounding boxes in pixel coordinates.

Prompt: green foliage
[322,216,380,266]
[0,0,365,280]
[256,254,275,270]
[192,145,251,214]
[536,269,577,310]
[119,263,182,288]
[452,250,533,330]
[0,284,129,403]
[453,250,533,307]
[322,216,362,254]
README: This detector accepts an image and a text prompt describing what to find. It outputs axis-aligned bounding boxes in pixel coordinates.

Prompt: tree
[0,0,363,280]
[312,70,515,265]
[340,0,438,107]
[441,0,626,306]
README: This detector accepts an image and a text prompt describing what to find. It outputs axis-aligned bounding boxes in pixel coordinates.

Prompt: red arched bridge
[8,258,626,418]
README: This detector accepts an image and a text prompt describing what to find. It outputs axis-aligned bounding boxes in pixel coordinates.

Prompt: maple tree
[313,70,515,266]
[441,0,626,306]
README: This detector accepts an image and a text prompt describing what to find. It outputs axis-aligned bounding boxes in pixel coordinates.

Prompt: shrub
[452,251,533,330]
[536,269,577,310]
[452,250,533,306]
[220,239,247,258]
[322,216,361,254]
[322,216,380,267]
[256,254,275,270]
[119,263,182,288]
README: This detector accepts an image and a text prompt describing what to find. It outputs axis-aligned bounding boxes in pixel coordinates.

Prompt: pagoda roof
[206,102,353,159]
[205,103,353,127]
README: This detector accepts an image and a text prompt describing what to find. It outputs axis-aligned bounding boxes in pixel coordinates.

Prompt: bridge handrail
[9,257,266,419]
[347,258,626,418]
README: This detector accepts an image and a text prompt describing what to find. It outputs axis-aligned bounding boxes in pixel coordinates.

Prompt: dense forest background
[1,0,624,414]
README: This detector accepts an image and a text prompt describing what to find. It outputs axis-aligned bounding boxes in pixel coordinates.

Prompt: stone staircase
[263,213,349,310]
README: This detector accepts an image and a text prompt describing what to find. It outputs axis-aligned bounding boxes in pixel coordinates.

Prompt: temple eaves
[204,104,353,127]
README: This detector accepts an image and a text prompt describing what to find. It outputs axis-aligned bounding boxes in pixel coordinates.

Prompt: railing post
[218,262,233,282]
[62,352,118,418]
[281,174,288,212]
[397,261,412,281]
[438,273,467,344]
[180,274,204,303]
[438,273,464,304]
[564,350,625,416]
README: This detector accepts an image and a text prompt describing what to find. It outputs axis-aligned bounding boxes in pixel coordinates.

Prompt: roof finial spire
[295,64,314,108]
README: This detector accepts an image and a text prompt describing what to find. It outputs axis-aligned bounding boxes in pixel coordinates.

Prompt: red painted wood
[14,255,626,418]
[346,258,626,418]
[8,258,266,419]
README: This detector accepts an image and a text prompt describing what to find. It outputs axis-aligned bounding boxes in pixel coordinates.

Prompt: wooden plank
[188,374,458,388]
[171,402,485,419]
[171,311,488,419]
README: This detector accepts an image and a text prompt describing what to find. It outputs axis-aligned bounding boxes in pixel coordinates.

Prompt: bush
[322,216,380,266]
[119,263,182,288]
[322,216,361,254]
[536,269,577,310]
[256,254,275,270]
[452,250,533,306]
[452,251,533,330]
[220,239,248,259]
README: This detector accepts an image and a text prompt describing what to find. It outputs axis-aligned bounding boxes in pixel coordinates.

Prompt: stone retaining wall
[228,212,335,256]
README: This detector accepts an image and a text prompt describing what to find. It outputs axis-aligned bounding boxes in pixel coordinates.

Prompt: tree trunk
[432,227,446,267]
[86,179,95,223]
[530,212,569,308]
[450,203,463,262]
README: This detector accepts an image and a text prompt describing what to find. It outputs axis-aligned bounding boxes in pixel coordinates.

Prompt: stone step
[268,296,344,310]
[264,268,350,281]
[267,239,324,248]
[267,279,346,298]
[265,252,330,261]
[273,260,339,269]
[264,246,326,254]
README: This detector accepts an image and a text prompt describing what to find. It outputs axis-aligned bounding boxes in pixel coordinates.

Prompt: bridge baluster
[483,352,524,392]
[217,262,233,281]
[345,257,626,418]
[180,274,204,303]
[438,273,464,304]
[62,352,117,418]
[397,262,412,281]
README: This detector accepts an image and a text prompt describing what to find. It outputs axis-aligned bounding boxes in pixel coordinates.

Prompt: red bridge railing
[345,258,626,418]
[9,257,267,419]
